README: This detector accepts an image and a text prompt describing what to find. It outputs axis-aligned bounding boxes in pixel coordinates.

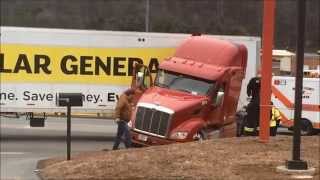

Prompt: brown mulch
[38,136,320,180]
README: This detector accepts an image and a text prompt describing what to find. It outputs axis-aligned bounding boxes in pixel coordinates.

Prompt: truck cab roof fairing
[159,36,246,81]
[159,57,227,81]
[174,36,243,67]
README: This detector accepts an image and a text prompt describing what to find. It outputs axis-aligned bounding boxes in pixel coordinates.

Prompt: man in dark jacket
[247,76,261,103]
[243,75,261,136]
[112,88,135,150]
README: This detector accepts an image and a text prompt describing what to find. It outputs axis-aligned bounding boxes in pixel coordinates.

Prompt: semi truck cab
[129,35,248,146]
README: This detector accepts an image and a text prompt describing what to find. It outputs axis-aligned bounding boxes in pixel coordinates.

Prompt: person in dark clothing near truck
[243,74,261,136]
[112,88,135,150]
[246,76,261,103]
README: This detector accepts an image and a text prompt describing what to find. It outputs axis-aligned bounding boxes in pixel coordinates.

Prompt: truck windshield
[155,69,214,95]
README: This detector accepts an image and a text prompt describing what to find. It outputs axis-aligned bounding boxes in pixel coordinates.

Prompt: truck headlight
[128,120,132,128]
[170,131,188,140]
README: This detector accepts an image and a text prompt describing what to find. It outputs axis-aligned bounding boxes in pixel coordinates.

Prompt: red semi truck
[129,35,248,146]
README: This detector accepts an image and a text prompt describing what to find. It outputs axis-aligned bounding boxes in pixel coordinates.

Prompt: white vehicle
[0,26,260,125]
[272,76,320,135]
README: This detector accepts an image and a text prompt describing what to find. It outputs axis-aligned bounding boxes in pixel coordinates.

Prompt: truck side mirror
[213,91,224,107]
[136,71,144,87]
[135,65,152,89]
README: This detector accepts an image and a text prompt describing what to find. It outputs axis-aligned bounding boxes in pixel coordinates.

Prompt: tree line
[1,0,319,52]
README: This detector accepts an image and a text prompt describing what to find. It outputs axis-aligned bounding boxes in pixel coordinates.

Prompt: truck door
[131,63,153,105]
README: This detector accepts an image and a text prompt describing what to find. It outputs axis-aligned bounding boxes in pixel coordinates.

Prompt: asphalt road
[0,116,118,180]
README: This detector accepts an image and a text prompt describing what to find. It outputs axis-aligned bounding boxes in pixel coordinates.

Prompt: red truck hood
[137,87,209,112]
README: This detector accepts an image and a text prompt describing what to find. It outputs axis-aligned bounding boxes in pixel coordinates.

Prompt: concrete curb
[276,165,316,179]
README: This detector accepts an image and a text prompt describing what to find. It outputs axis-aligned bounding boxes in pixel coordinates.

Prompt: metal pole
[286,0,308,170]
[259,0,276,143]
[292,0,305,162]
[145,0,150,32]
[67,104,71,160]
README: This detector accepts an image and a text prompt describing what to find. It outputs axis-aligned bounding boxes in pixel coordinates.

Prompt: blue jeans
[112,120,132,150]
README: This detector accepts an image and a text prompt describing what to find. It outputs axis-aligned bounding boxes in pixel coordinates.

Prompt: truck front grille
[134,106,171,137]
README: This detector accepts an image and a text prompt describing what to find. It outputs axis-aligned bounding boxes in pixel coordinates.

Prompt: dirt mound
[39,136,319,180]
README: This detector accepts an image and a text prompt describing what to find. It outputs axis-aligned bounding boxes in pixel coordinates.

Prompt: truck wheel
[236,114,247,137]
[193,130,207,142]
[301,118,314,136]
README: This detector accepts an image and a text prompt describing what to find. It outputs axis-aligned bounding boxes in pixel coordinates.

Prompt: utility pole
[259,0,276,143]
[286,0,308,170]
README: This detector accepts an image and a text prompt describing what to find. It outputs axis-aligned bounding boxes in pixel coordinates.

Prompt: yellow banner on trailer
[0,44,175,85]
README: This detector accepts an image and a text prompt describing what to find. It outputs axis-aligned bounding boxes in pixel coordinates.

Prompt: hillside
[38,136,319,180]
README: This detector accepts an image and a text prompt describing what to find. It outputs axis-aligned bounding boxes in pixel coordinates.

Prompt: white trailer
[272,76,320,134]
[0,26,260,117]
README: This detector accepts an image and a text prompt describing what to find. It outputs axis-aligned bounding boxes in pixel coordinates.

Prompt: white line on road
[0,152,25,155]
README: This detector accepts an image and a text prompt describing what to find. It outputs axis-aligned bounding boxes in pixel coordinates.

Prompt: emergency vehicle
[272,76,320,135]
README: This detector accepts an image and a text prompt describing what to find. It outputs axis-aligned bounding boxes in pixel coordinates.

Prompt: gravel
[38,135,320,180]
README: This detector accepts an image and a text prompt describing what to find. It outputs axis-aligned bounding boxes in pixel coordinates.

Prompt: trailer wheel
[301,118,314,136]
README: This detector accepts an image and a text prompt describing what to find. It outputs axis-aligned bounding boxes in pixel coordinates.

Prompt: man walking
[112,88,135,150]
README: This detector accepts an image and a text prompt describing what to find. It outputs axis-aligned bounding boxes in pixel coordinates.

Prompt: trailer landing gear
[26,112,46,127]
